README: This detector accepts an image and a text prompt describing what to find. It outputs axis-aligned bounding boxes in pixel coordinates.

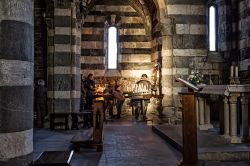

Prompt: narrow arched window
[209,5,217,51]
[107,26,118,69]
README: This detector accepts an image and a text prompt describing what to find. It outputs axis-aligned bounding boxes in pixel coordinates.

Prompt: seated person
[103,85,114,118]
[134,74,152,120]
[113,85,125,119]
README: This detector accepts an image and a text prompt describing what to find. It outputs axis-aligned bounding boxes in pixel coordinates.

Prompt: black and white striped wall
[0,0,34,165]
[81,0,152,80]
[47,0,81,114]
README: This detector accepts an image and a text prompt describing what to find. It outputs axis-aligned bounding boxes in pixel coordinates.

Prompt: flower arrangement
[187,70,205,85]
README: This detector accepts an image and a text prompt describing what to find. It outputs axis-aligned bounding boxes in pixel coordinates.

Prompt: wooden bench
[71,111,92,130]
[50,113,70,130]
[71,128,93,152]
[32,150,74,166]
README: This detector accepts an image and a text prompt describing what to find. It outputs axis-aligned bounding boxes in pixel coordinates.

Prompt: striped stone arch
[86,0,158,35]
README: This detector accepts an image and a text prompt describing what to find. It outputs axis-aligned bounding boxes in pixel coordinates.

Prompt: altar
[197,84,250,143]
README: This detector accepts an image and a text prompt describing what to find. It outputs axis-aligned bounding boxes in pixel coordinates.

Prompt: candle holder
[229,77,235,85]
[234,77,240,84]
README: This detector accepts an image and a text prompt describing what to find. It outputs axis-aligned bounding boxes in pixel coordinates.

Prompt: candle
[235,66,238,77]
[230,65,234,77]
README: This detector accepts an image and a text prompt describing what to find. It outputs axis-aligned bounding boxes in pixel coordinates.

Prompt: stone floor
[152,124,250,165]
[33,109,250,166]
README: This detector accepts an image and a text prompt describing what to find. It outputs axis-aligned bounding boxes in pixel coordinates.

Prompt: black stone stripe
[0,20,34,62]
[166,0,205,5]
[239,8,250,19]
[82,35,104,41]
[119,35,151,42]
[71,98,81,112]
[94,0,128,5]
[82,22,105,28]
[240,48,250,61]
[88,11,140,17]
[121,48,152,54]
[47,74,80,91]
[53,99,71,112]
[48,74,72,91]
[54,16,71,27]
[81,49,104,56]
[72,74,81,91]
[120,63,152,70]
[0,86,33,133]
[54,35,71,44]
[153,31,162,39]
[48,52,71,66]
[0,153,33,166]
[81,63,105,70]
[173,35,206,49]
[170,15,206,24]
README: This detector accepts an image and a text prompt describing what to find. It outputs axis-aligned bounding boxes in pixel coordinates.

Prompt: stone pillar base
[205,123,213,129]
[222,134,230,139]
[199,125,208,130]
[230,136,242,143]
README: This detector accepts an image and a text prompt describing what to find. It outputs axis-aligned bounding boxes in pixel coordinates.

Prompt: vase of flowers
[187,70,205,85]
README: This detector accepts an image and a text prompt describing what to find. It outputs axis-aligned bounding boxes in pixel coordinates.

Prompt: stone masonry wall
[81,0,152,83]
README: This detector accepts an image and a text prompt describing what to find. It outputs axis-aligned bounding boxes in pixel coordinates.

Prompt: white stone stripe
[121,70,151,78]
[173,49,207,57]
[81,41,104,49]
[81,56,105,64]
[55,44,71,52]
[54,8,71,16]
[48,91,81,99]
[0,59,33,86]
[81,70,105,77]
[167,5,205,15]
[55,27,71,35]
[119,29,146,35]
[72,28,81,36]
[176,24,206,35]
[48,67,81,75]
[121,54,151,63]
[72,45,81,54]
[120,42,151,49]
[82,28,104,35]
[94,5,136,12]
[0,129,33,160]
[162,68,189,75]
[0,0,34,25]
[239,59,250,71]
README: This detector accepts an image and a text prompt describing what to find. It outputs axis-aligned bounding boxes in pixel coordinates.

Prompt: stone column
[198,96,207,130]
[223,97,230,137]
[0,0,34,165]
[229,94,241,143]
[241,94,249,142]
[205,97,213,129]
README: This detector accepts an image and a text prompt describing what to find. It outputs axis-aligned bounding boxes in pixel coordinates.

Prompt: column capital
[229,94,240,104]
[241,94,249,104]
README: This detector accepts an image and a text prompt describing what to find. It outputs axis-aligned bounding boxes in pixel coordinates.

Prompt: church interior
[0,0,250,165]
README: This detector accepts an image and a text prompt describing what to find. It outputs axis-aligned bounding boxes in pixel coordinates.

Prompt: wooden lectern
[176,78,203,166]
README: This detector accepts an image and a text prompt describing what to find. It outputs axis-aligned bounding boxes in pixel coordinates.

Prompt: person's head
[115,85,121,91]
[141,74,148,80]
[87,73,94,80]
[38,79,45,86]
